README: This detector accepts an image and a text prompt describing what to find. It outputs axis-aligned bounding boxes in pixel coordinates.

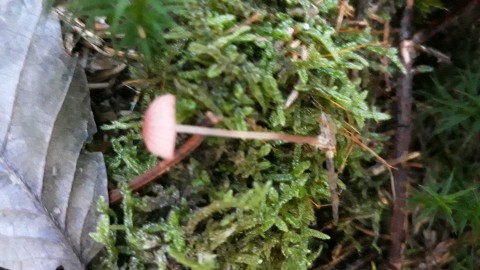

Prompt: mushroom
[143,94,332,159]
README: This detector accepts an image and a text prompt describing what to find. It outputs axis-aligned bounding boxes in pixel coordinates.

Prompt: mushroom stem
[176,124,327,147]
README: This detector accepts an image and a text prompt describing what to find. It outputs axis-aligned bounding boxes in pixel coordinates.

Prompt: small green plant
[414,68,480,231]
[417,56,480,168]
[410,172,477,232]
[68,0,184,59]
[415,0,446,14]
[413,29,480,266]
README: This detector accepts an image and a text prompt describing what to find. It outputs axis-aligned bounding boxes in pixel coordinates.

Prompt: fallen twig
[109,133,206,205]
[368,151,420,176]
[109,117,216,205]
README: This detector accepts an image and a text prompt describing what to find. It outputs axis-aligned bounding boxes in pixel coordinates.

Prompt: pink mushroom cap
[142,94,177,159]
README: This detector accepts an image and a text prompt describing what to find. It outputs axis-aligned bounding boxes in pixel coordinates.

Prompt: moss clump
[91,0,400,269]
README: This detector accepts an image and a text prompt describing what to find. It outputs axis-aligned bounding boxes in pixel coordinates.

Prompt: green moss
[89,0,400,269]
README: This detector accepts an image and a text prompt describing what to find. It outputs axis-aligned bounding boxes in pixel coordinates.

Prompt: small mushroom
[142,94,331,159]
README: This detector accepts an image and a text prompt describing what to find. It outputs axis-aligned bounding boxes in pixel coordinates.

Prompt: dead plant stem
[387,0,415,268]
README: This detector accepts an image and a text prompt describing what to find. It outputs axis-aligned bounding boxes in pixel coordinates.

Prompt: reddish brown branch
[109,133,206,205]
[109,117,216,205]
[387,0,415,269]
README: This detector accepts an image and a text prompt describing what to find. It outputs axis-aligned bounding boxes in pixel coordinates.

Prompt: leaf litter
[0,2,107,269]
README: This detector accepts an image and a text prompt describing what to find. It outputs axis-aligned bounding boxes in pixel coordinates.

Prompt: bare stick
[387,0,415,269]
